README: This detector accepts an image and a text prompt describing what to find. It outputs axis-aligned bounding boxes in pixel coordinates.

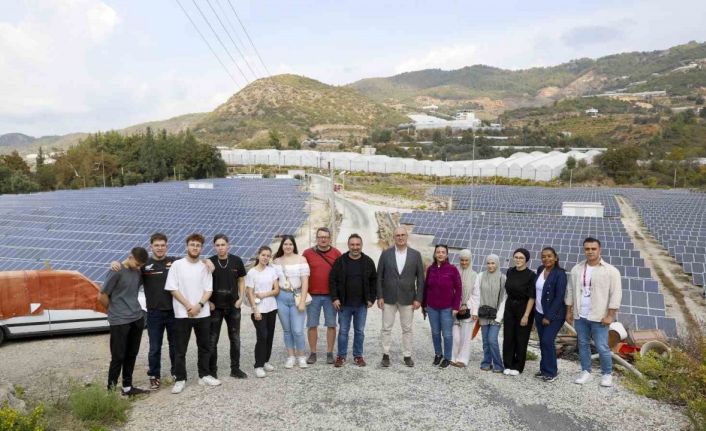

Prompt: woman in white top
[451,249,479,367]
[273,235,311,369]
[245,246,280,378]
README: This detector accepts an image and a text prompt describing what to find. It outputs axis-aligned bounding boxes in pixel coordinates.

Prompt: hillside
[192,74,409,146]
[0,133,35,147]
[349,41,706,112]
[120,112,206,135]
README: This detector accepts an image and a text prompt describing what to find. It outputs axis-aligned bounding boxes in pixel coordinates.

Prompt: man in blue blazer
[376,226,425,367]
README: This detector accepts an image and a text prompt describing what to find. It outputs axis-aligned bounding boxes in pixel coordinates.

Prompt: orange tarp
[0,270,106,319]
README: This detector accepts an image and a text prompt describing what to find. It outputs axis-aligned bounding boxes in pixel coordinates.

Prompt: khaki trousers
[381,303,414,357]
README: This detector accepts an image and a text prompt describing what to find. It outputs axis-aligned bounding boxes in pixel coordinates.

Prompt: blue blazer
[535,265,567,321]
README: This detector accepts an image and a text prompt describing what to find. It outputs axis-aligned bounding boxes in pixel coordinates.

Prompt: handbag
[456,306,472,320]
[282,264,312,306]
[477,277,503,320]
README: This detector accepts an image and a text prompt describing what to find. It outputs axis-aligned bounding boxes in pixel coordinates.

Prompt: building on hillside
[406,110,482,131]
[585,108,599,117]
[422,104,439,111]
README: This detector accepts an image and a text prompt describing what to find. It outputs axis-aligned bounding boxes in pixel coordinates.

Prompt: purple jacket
[423,261,462,311]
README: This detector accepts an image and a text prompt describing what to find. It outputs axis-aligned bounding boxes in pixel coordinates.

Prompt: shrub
[625,334,706,430]
[68,385,130,425]
[0,404,45,431]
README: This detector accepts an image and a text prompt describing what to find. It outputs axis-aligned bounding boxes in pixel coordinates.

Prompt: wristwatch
[198,301,205,307]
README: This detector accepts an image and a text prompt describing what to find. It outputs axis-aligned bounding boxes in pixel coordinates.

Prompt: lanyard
[582,265,592,297]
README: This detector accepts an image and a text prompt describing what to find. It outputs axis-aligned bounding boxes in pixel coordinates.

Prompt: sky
[1,0,704,137]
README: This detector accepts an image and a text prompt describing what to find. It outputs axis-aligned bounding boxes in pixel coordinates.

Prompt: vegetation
[0,404,45,431]
[625,331,706,430]
[0,128,226,194]
[67,385,131,425]
[194,74,408,145]
[350,41,706,103]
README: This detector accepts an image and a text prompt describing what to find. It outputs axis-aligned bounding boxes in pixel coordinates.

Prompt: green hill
[192,74,409,146]
[349,41,706,107]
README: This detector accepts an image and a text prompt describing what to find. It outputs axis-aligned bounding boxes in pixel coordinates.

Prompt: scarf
[479,254,505,308]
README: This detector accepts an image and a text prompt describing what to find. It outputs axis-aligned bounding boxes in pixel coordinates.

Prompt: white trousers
[451,320,474,365]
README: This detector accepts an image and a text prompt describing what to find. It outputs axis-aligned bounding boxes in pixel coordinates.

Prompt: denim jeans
[337,304,368,358]
[427,307,454,360]
[480,323,503,371]
[534,312,565,378]
[306,294,337,328]
[574,317,612,375]
[146,309,176,378]
[209,305,242,377]
[276,290,306,352]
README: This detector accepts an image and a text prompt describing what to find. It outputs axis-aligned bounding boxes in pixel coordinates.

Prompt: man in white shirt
[376,226,425,367]
[165,233,221,394]
[565,237,622,388]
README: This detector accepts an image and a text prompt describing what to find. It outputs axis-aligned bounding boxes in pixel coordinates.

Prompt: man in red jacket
[302,227,341,364]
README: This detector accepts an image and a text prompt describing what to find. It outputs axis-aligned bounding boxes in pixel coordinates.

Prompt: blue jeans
[306,294,337,328]
[480,324,503,371]
[535,312,565,378]
[574,317,612,375]
[146,309,176,378]
[276,291,306,352]
[337,305,368,358]
[427,307,454,360]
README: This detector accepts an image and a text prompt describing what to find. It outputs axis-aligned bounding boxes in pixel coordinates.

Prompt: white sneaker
[284,357,296,369]
[509,369,520,376]
[600,374,613,387]
[574,371,592,385]
[171,380,186,394]
[297,356,308,369]
[503,369,512,375]
[263,362,275,372]
[255,368,266,378]
[198,375,222,386]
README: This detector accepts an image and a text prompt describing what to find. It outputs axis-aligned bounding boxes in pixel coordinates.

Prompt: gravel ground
[0,308,687,430]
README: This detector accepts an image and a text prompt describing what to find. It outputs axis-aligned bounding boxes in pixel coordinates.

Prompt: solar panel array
[434,185,621,217]
[400,210,677,336]
[0,179,308,283]
[621,188,706,289]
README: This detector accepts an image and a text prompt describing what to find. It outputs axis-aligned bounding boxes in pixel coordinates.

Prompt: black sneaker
[149,376,160,390]
[403,357,415,367]
[433,355,442,366]
[230,369,248,379]
[439,359,451,369]
[381,354,391,367]
[542,375,557,383]
[307,353,317,364]
[534,371,544,379]
[122,387,150,397]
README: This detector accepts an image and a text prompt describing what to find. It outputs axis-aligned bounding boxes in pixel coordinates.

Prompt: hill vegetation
[193,74,408,147]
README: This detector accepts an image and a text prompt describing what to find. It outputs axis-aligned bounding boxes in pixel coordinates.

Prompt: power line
[174,0,241,86]
[214,0,267,78]
[190,0,250,85]
[206,0,260,80]
[224,0,271,77]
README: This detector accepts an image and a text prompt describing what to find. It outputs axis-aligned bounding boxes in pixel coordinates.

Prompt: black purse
[456,307,472,320]
[477,277,503,320]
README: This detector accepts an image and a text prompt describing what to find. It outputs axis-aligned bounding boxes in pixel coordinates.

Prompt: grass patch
[67,384,130,426]
[0,404,45,431]
[625,331,706,430]
[526,350,538,361]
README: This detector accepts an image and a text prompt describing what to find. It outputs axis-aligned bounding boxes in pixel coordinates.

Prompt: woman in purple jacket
[422,244,462,368]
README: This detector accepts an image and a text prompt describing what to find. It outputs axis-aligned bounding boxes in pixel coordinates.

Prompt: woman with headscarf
[471,254,506,373]
[502,248,536,376]
[450,249,478,367]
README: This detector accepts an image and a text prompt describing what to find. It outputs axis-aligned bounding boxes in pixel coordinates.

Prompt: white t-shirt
[395,247,407,275]
[535,271,546,315]
[273,261,310,291]
[164,258,213,319]
[579,265,595,319]
[245,266,279,314]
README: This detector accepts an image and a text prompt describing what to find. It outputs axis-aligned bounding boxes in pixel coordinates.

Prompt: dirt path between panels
[616,195,705,332]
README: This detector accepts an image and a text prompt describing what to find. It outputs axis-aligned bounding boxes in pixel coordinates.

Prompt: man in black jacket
[330,234,377,367]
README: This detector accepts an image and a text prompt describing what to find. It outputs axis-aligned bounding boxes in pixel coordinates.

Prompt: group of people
[99,226,622,396]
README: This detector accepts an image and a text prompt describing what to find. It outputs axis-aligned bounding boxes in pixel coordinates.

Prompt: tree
[597,146,641,183]
[1,151,30,175]
[268,130,281,149]
[288,137,301,149]
[566,156,577,170]
[36,146,45,168]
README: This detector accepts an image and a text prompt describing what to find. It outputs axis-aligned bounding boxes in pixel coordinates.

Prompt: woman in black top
[502,248,536,375]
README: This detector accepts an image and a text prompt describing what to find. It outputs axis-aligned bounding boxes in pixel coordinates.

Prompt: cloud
[394,44,479,74]
[561,25,626,48]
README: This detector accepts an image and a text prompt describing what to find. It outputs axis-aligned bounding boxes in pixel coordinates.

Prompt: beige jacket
[565,258,622,322]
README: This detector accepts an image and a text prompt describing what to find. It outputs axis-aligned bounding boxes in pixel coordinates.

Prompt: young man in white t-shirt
[565,237,622,388]
[165,233,221,394]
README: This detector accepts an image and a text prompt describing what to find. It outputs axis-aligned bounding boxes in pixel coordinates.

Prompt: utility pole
[673,168,677,189]
[101,151,106,188]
